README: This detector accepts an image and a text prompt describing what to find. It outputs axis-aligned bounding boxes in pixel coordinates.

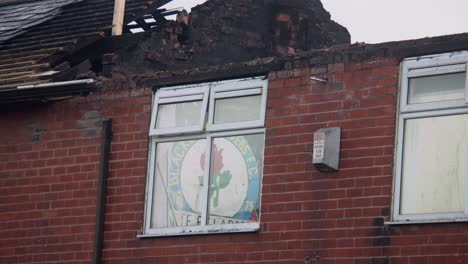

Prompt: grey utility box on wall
[312,127,341,172]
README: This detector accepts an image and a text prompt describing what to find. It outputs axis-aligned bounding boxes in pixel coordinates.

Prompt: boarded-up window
[394,52,468,223]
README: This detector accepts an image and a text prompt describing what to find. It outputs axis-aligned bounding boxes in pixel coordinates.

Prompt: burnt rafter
[107,0,351,77]
[124,7,185,34]
[0,0,162,91]
[123,0,172,25]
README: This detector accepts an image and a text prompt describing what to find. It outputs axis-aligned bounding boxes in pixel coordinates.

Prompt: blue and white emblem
[168,136,260,224]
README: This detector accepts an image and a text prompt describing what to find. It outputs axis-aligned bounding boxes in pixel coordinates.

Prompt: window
[393,51,468,223]
[142,77,267,236]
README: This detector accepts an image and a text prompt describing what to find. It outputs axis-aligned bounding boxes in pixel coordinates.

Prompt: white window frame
[149,85,209,136]
[207,78,268,132]
[142,77,267,237]
[392,51,468,223]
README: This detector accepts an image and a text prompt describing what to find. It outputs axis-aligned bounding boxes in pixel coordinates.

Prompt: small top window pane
[214,95,262,124]
[408,72,466,104]
[156,101,203,129]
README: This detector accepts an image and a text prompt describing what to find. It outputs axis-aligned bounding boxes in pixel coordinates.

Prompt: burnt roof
[126,32,468,89]
[0,0,169,89]
[106,0,351,77]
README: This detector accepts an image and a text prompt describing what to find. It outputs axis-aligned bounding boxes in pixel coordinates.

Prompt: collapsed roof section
[0,0,171,91]
[0,0,352,103]
[190,0,351,56]
[109,0,351,76]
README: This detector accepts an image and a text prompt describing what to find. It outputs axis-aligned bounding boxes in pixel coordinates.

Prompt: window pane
[408,72,466,104]
[151,139,206,228]
[214,95,262,124]
[207,134,264,225]
[156,101,202,129]
[400,114,468,215]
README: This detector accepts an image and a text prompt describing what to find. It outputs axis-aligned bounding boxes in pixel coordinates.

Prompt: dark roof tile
[0,0,83,44]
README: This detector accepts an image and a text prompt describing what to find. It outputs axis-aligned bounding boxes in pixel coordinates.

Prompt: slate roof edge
[300,32,468,66]
[0,0,36,7]
[0,0,84,45]
[124,32,468,89]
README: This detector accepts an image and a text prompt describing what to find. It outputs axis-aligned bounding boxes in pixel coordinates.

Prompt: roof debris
[0,0,170,90]
[107,0,351,76]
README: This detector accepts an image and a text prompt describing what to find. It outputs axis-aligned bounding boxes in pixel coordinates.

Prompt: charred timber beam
[0,79,95,105]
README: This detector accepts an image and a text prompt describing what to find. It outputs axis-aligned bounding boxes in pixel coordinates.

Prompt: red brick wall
[0,102,102,263]
[0,86,152,264]
[1,58,468,263]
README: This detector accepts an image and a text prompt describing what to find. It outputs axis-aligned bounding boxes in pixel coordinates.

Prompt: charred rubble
[104,0,350,78]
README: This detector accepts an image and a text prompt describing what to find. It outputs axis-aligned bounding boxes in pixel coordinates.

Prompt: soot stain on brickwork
[104,0,350,78]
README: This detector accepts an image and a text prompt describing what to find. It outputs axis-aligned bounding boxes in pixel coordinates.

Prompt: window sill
[385,218,468,226]
[137,223,260,238]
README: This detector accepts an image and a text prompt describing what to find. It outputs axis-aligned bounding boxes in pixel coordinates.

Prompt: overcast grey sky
[161,0,468,44]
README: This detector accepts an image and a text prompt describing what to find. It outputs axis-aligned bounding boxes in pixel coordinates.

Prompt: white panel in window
[207,134,264,225]
[156,101,203,129]
[408,72,466,104]
[151,139,206,228]
[400,114,468,215]
[214,95,262,124]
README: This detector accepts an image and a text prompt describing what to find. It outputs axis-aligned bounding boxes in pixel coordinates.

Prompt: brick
[1,53,464,264]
